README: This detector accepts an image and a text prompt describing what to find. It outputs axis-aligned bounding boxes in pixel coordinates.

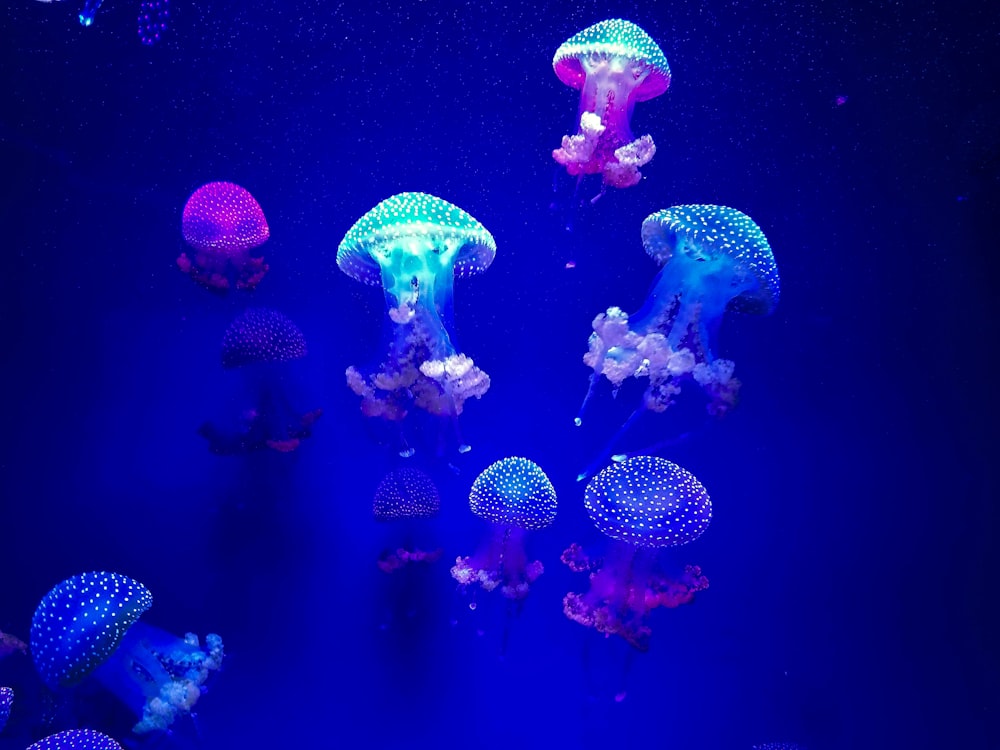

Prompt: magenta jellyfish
[339,192,495,457]
[198,308,322,454]
[27,729,124,750]
[176,181,270,292]
[0,686,11,733]
[137,0,169,45]
[374,466,443,573]
[452,457,557,603]
[577,205,780,477]
[30,571,224,734]
[563,456,710,651]
[553,19,670,191]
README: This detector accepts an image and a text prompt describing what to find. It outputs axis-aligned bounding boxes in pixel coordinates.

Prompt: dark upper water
[1,0,998,748]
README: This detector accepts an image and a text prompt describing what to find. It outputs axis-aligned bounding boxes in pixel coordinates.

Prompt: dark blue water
[2,1,997,748]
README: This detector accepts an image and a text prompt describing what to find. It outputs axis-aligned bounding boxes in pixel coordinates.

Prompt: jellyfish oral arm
[78,0,103,26]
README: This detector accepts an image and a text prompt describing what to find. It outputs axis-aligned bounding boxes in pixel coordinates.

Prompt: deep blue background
[2,0,998,748]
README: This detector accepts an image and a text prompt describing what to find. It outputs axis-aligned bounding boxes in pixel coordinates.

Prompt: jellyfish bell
[339,192,495,457]
[577,205,780,477]
[553,19,671,191]
[27,729,124,750]
[563,457,711,651]
[177,181,270,292]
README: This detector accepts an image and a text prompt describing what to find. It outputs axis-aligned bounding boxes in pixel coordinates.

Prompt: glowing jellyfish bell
[577,205,780,478]
[339,192,495,457]
[563,456,711,651]
[553,19,671,190]
[177,181,270,292]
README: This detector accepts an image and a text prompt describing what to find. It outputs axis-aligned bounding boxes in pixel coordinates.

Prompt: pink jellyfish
[176,181,270,291]
[563,456,710,651]
[553,19,671,190]
[374,467,444,573]
[451,457,557,603]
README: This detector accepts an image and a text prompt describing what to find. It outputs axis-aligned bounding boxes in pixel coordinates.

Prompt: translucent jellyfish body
[553,19,670,190]
[563,457,711,650]
[374,467,443,573]
[0,630,26,660]
[198,308,321,454]
[30,571,224,734]
[451,457,557,602]
[578,205,780,474]
[339,192,495,456]
[176,181,270,291]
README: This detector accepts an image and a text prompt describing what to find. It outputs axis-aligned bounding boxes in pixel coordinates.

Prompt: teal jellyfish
[30,572,224,734]
[451,457,557,602]
[339,192,495,456]
[577,205,780,478]
[78,0,104,26]
[563,456,711,650]
[553,19,671,190]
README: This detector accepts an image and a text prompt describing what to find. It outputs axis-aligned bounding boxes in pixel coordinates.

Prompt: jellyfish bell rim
[583,455,712,549]
[641,204,781,315]
[336,191,497,287]
[552,18,671,101]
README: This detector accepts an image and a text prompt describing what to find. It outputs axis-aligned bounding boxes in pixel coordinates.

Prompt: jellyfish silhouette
[553,19,670,192]
[339,192,494,457]
[374,467,443,572]
[176,181,270,292]
[0,630,26,660]
[577,205,780,478]
[451,457,557,603]
[30,571,224,734]
[563,456,710,651]
[0,686,12,733]
[138,0,169,45]
[27,729,124,750]
[198,308,321,455]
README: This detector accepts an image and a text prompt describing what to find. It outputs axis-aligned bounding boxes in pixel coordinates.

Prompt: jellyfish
[451,457,557,603]
[27,729,124,750]
[0,687,11,733]
[198,308,322,455]
[78,0,103,26]
[552,19,670,192]
[30,571,224,734]
[577,205,780,477]
[374,466,444,572]
[563,456,711,651]
[176,181,270,292]
[138,0,169,45]
[339,192,495,456]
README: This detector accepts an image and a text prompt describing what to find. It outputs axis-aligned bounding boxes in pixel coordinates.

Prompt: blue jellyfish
[451,457,557,602]
[198,308,322,455]
[577,205,780,478]
[339,192,495,457]
[78,0,103,26]
[374,466,443,572]
[27,729,124,750]
[0,686,12,733]
[30,571,224,734]
[563,456,711,651]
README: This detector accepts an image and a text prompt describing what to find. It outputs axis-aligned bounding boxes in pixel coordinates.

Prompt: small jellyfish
[27,729,124,750]
[553,19,671,191]
[451,457,557,602]
[0,686,12,733]
[563,456,711,651]
[30,571,224,734]
[176,181,270,292]
[577,205,780,476]
[138,0,169,45]
[374,467,444,573]
[339,192,495,457]
[198,308,321,455]
[78,0,104,27]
